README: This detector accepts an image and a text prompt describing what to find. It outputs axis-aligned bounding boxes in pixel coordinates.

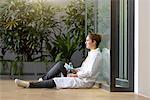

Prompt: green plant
[0,0,58,61]
[52,32,81,63]
[61,0,94,57]
[0,0,95,63]
[29,0,60,61]
[45,0,95,63]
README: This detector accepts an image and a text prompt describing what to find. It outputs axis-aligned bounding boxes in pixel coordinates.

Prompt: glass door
[85,0,134,92]
[111,0,134,91]
[85,0,111,90]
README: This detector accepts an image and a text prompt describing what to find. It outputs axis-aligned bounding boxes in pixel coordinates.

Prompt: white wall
[137,0,150,98]
[134,0,139,94]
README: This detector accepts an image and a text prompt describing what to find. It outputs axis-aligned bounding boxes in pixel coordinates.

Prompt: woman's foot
[15,79,30,88]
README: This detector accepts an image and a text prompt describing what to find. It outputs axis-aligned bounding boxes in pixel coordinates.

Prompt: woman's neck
[90,47,97,51]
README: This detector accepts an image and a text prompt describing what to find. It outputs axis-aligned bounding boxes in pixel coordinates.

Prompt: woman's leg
[42,61,67,80]
[15,79,56,88]
[29,79,56,88]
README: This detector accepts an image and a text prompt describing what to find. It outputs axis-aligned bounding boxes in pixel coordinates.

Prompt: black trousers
[29,61,67,88]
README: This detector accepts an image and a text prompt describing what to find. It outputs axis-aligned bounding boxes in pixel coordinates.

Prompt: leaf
[55,52,62,62]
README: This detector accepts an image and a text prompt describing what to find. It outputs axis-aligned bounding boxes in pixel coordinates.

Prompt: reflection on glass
[86,0,111,86]
[97,0,111,86]
[85,0,130,89]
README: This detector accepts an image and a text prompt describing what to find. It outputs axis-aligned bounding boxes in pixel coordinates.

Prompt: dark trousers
[29,61,67,88]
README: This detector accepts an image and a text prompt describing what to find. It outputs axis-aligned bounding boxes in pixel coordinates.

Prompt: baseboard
[136,93,150,99]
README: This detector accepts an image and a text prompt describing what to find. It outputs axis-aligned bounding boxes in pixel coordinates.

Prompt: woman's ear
[93,40,97,46]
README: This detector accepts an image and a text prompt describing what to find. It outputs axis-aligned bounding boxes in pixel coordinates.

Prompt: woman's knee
[56,61,65,66]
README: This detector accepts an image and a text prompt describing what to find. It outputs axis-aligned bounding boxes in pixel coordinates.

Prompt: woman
[15,33,102,89]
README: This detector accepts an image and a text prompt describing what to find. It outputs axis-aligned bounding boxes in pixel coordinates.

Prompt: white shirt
[53,48,102,89]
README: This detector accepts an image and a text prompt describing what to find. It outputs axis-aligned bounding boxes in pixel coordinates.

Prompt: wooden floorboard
[0,80,149,100]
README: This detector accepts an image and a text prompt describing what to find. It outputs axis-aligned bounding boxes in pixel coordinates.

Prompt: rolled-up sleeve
[77,70,91,78]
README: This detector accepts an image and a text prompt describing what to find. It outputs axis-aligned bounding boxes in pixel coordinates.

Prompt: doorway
[85,0,134,92]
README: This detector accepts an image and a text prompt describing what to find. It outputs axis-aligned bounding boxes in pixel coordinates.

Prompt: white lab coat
[53,48,102,89]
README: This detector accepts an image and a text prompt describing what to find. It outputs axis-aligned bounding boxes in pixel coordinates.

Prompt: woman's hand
[68,74,78,77]
[70,69,80,74]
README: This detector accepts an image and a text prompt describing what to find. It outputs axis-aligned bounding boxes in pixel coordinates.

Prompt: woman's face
[85,35,96,49]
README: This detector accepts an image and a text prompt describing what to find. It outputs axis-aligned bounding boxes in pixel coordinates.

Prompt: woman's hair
[88,33,102,48]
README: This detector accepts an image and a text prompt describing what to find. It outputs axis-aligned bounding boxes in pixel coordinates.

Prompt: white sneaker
[15,79,30,88]
[38,78,43,82]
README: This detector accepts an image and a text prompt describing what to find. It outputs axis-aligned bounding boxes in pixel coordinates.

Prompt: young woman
[15,33,102,89]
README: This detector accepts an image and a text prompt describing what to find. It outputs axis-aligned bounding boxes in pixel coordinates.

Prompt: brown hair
[88,33,102,48]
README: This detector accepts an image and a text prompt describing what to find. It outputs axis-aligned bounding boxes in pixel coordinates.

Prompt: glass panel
[115,0,129,88]
[97,0,111,86]
[85,0,95,35]
[85,0,111,86]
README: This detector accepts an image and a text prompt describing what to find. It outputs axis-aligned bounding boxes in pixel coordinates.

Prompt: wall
[137,0,150,98]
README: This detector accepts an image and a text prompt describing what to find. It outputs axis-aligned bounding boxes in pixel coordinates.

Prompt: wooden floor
[0,80,149,100]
